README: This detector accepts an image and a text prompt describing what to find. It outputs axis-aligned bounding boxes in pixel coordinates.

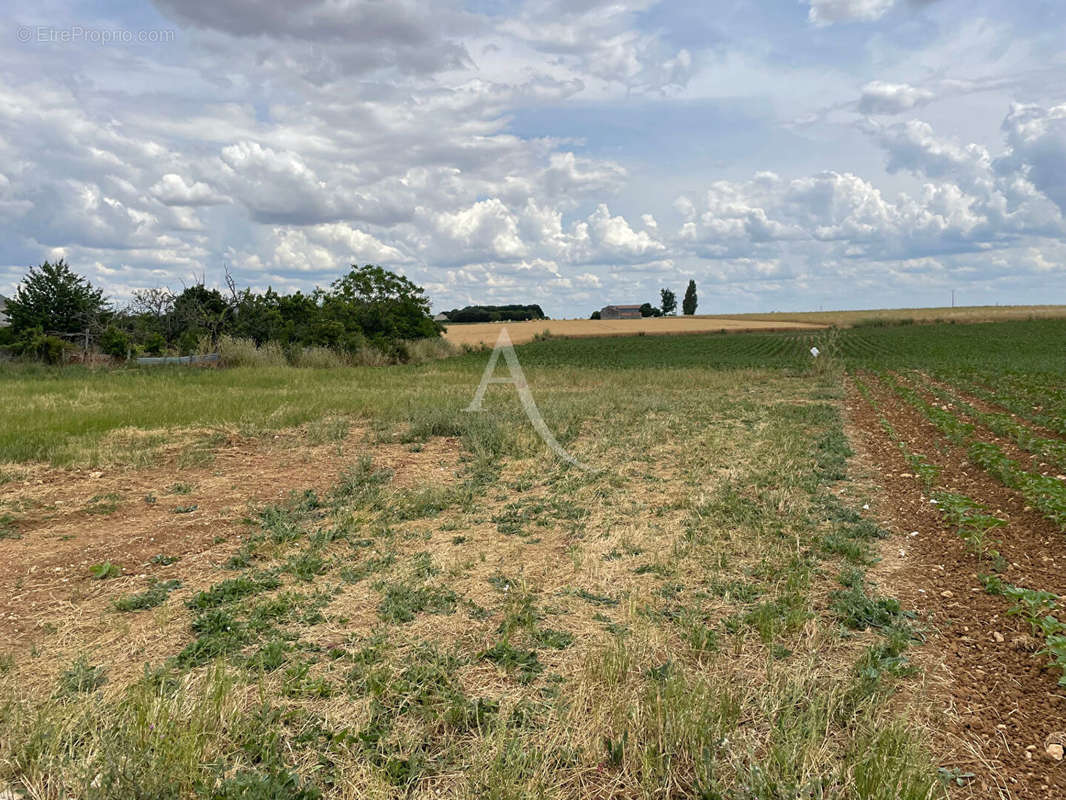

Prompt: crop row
[855,374,1002,563]
[940,370,1066,437]
[983,576,1066,688]
[852,375,941,487]
[855,372,1066,687]
[914,375,1066,474]
[880,373,1066,531]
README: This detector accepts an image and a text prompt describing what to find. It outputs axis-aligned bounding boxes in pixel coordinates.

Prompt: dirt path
[846,376,1066,799]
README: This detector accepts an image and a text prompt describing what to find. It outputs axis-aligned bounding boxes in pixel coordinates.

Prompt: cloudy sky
[2,0,1065,316]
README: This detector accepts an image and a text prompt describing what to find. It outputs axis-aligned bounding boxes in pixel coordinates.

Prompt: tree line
[590,280,698,319]
[442,304,546,323]
[0,260,441,364]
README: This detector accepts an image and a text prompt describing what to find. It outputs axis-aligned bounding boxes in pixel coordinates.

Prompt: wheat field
[442,315,824,347]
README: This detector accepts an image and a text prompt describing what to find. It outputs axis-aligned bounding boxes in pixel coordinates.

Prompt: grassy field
[4,317,1064,467]
[3,319,1066,798]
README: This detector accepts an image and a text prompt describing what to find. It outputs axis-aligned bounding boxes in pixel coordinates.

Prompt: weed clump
[57,656,107,695]
[176,610,250,667]
[831,584,909,631]
[480,640,543,684]
[0,513,20,539]
[114,579,182,612]
[187,573,281,610]
[375,580,457,623]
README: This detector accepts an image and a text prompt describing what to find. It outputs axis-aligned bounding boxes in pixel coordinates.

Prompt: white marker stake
[465,327,589,470]
[810,346,820,358]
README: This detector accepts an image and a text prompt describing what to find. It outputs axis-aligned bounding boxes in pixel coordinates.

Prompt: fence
[135,353,220,366]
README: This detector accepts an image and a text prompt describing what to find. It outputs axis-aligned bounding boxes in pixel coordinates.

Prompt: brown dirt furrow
[948,375,1066,436]
[860,372,1066,593]
[846,376,1066,800]
[915,372,1066,447]
[898,371,1066,481]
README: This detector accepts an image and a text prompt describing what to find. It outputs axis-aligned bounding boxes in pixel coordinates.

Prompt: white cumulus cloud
[858,81,936,115]
[150,174,228,206]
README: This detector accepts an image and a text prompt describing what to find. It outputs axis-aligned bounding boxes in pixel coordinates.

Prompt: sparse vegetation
[88,561,121,580]
[13,317,1066,797]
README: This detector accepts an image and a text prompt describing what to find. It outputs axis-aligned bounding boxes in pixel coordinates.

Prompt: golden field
[442,315,824,346]
[443,304,1066,347]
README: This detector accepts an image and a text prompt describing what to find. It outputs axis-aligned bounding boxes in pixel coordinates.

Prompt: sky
[2,0,1065,317]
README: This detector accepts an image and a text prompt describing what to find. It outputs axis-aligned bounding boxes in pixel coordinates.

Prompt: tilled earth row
[916,374,1066,448]
[846,373,1066,800]
[901,372,1066,483]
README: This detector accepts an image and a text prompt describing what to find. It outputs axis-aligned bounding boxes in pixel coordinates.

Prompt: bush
[98,325,130,358]
[405,337,456,364]
[208,336,453,369]
[177,329,200,355]
[444,304,545,323]
[142,332,166,355]
[388,340,411,363]
[350,346,391,367]
[12,327,73,364]
[851,317,915,329]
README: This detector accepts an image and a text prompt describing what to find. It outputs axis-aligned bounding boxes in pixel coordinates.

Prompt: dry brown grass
[0,424,463,653]
[442,316,825,347]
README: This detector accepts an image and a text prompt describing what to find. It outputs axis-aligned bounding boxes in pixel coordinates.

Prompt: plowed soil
[846,374,1066,799]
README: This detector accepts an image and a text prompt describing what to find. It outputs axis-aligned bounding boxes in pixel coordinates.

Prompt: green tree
[590,310,601,320]
[129,287,178,344]
[171,284,230,345]
[660,288,677,316]
[231,288,284,345]
[6,260,106,335]
[682,280,698,315]
[639,302,662,318]
[328,264,439,344]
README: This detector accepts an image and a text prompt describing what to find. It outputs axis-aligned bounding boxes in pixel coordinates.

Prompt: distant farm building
[600,304,642,320]
[432,313,448,322]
